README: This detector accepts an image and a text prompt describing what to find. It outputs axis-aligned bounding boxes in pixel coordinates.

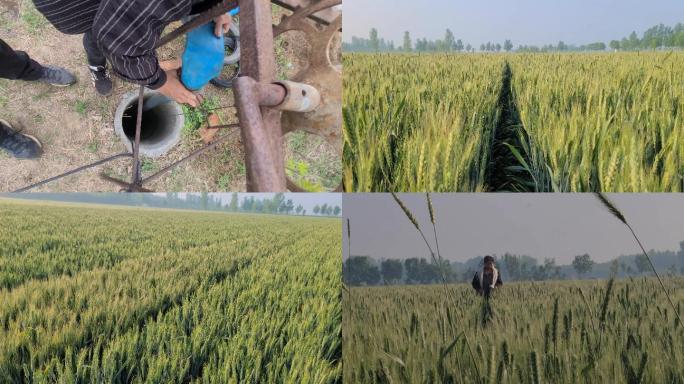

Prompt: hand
[157,66,202,107]
[213,14,232,37]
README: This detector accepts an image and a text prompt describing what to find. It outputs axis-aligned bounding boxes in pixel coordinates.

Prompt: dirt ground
[0,0,340,192]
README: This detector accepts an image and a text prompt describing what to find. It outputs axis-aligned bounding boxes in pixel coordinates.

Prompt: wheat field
[343,52,684,192]
[0,199,341,383]
[343,278,684,384]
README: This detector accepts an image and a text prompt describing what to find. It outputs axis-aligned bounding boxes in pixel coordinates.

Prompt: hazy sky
[152,193,342,212]
[343,194,684,264]
[343,0,684,47]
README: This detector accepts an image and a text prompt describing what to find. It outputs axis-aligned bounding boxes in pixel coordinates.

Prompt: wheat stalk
[390,192,483,383]
[595,192,682,326]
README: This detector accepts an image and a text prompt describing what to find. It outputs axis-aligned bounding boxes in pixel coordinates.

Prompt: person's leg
[0,38,44,81]
[0,39,75,159]
[0,119,42,159]
[83,31,112,96]
[0,38,76,86]
[83,31,106,67]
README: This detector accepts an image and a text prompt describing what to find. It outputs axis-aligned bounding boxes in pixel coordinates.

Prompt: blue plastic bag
[180,22,225,91]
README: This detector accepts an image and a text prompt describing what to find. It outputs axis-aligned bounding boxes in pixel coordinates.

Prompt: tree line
[8,192,342,217]
[217,193,341,216]
[344,242,684,286]
[343,23,684,53]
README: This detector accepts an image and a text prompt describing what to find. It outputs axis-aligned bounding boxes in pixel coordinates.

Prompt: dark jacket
[472,269,503,295]
[32,0,219,88]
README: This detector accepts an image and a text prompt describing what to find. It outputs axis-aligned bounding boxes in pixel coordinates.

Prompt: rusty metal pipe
[131,86,145,188]
[234,76,286,191]
[236,0,287,192]
[274,80,320,112]
[257,82,287,107]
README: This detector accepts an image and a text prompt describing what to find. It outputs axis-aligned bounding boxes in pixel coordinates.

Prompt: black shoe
[89,65,113,96]
[0,119,43,159]
[38,65,77,87]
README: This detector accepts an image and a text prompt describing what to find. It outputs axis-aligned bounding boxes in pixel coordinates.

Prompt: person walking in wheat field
[472,255,503,299]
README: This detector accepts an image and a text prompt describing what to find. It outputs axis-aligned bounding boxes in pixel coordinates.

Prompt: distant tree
[381,259,403,283]
[466,43,472,52]
[609,40,621,51]
[369,28,380,52]
[610,259,619,277]
[404,258,440,284]
[502,254,521,280]
[321,203,329,216]
[628,31,640,50]
[495,43,502,52]
[404,258,421,284]
[200,192,208,210]
[333,206,341,216]
[557,41,567,51]
[229,192,239,212]
[668,264,678,277]
[254,199,264,212]
[443,29,456,51]
[295,204,303,215]
[504,39,514,52]
[313,205,320,215]
[480,43,486,52]
[455,39,464,52]
[572,254,594,278]
[272,193,285,213]
[344,256,381,286]
[540,258,561,280]
[634,254,651,275]
[402,31,412,52]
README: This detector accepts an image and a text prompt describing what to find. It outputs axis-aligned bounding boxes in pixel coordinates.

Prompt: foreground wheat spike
[595,193,682,326]
[389,192,483,382]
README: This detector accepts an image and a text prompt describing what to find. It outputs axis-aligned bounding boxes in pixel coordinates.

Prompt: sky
[343,0,684,47]
[343,194,684,264]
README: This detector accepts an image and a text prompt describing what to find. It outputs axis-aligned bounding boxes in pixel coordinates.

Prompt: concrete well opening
[114,90,184,158]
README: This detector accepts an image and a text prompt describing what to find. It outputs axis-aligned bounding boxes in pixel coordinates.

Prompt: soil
[0,0,340,192]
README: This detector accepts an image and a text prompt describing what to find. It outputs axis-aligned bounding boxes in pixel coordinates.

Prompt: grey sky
[343,194,684,264]
[343,0,684,47]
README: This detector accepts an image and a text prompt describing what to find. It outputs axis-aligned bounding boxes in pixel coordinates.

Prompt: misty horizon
[1,193,342,214]
[344,0,684,47]
[343,194,684,264]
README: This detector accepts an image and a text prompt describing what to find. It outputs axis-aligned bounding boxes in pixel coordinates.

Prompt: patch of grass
[85,141,98,154]
[0,82,8,108]
[181,96,221,138]
[272,5,289,80]
[20,1,47,33]
[234,158,245,175]
[286,131,308,154]
[74,100,88,116]
[141,157,157,173]
[217,174,232,190]
[285,132,341,191]
[286,159,324,192]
